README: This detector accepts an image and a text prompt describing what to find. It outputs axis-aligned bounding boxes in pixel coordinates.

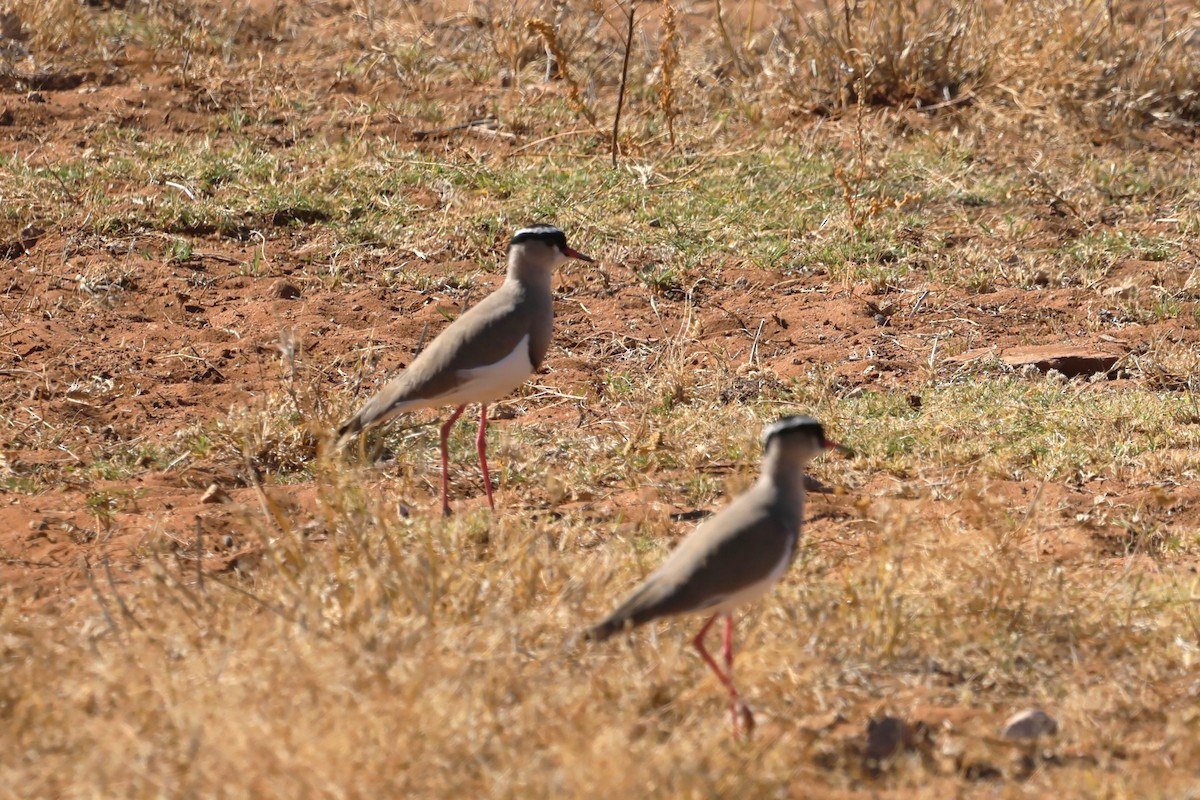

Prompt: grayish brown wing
[586,487,797,641]
[338,283,537,437]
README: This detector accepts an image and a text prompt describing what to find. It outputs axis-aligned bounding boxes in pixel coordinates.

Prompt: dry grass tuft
[527,17,598,125]
[656,0,681,145]
[780,0,994,111]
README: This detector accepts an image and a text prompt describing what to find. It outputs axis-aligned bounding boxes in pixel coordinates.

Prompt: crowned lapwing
[586,416,852,735]
[337,225,593,516]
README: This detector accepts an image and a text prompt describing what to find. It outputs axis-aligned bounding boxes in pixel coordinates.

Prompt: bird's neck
[759,449,810,498]
[755,455,807,536]
[506,260,553,291]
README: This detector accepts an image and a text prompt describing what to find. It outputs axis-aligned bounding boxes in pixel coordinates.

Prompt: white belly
[437,333,534,407]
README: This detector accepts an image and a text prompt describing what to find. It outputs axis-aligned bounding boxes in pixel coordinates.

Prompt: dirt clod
[272,281,302,300]
[866,716,908,761]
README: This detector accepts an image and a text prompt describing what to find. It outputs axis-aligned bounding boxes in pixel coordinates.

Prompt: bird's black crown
[509,224,568,253]
[762,415,825,446]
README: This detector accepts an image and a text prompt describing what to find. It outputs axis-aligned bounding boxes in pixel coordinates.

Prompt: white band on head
[762,415,822,445]
[513,225,563,238]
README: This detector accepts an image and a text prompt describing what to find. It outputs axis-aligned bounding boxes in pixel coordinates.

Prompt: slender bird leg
[476,404,495,511]
[694,613,748,736]
[692,615,730,687]
[439,405,466,516]
[723,615,755,736]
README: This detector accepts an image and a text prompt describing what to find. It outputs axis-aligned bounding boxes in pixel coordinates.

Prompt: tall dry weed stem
[657,0,679,146]
[526,17,597,125]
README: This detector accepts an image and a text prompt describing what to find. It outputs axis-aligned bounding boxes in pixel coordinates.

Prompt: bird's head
[761,415,853,466]
[507,224,593,272]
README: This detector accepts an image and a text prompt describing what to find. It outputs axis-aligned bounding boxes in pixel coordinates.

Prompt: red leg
[694,614,750,737]
[476,404,495,511]
[723,615,738,731]
[723,615,754,735]
[439,405,466,516]
[693,614,736,693]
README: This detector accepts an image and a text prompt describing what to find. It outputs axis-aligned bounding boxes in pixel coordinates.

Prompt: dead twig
[612,1,636,168]
[413,321,430,357]
[910,289,930,316]
[103,556,145,630]
[205,571,296,622]
[194,516,205,594]
[82,557,122,643]
[412,117,502,141]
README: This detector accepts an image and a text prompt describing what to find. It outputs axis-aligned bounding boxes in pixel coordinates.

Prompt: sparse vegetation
[2,0,1200,797]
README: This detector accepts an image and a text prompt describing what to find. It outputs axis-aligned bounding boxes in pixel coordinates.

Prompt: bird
[585,415,852,736]
[337,224,593,516]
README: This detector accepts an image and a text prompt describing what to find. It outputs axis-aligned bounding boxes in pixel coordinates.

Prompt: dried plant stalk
[657,0,679,146]
[611,1,636,167]
[526,18,597,125]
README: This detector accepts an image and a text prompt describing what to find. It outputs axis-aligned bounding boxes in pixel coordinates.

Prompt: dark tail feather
[584,614,634,643]
[336,391,404,444]
[335,414,363,444]
[585,579,667,642]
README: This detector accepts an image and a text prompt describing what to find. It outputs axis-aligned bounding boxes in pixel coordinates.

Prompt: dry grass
[2,0,1200,797]
[7,348,1200,795]
[5,398,1200,796]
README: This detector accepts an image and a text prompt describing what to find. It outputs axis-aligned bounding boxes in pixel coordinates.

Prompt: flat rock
[1000,346,1119,378]
[952,345,1121,378]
